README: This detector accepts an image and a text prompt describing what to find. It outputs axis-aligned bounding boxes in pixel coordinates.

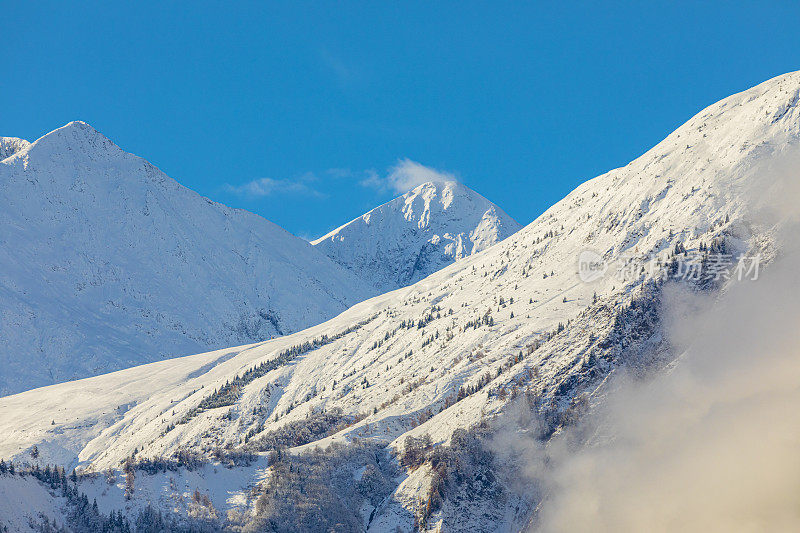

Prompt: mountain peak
[408,179,458,192]
[0,120,371,395]
[60,119,95,131]
[404,179,490,213]
[313,180,521,293]
[19,121,120,162]
[41,120,105,141]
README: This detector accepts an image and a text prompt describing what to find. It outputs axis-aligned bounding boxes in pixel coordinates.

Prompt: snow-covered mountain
[0,121,372,395]
[312,180,522,293]
[2,71,800,531]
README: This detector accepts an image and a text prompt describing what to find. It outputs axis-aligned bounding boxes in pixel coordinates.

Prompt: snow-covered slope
[0,473,68,532]
[2,71,800,530]
[312,180,522,293]
[0,121,370,395]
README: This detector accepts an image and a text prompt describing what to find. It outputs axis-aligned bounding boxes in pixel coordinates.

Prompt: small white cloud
[361,159,458,194]
[225,174,322,198]
[357,169,383,190]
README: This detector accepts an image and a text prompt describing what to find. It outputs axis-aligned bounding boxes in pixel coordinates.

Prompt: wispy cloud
[225,160,459,200]
[224,173,323,198]
[360,159,459,194]
[319,48,362,89]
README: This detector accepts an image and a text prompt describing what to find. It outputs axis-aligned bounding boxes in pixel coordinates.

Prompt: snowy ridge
[312,180,522,293]
[0,121,371,395]
[2,71,800,530]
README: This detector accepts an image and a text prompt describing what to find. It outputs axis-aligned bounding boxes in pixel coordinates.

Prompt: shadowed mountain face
[312,180,522,293]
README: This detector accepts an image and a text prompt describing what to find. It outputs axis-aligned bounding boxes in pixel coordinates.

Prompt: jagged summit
[312,179,522,293]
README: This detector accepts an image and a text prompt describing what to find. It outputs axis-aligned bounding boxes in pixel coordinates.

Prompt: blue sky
[3,1,799,239]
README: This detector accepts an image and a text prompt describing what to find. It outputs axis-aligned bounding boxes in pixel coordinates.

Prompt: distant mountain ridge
[312,180,522,293]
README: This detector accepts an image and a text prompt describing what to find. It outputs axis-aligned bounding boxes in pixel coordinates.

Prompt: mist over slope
[312,178,522,293]
[1,71,800,531]
[530,155,800,532]
[0,121,370,395]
